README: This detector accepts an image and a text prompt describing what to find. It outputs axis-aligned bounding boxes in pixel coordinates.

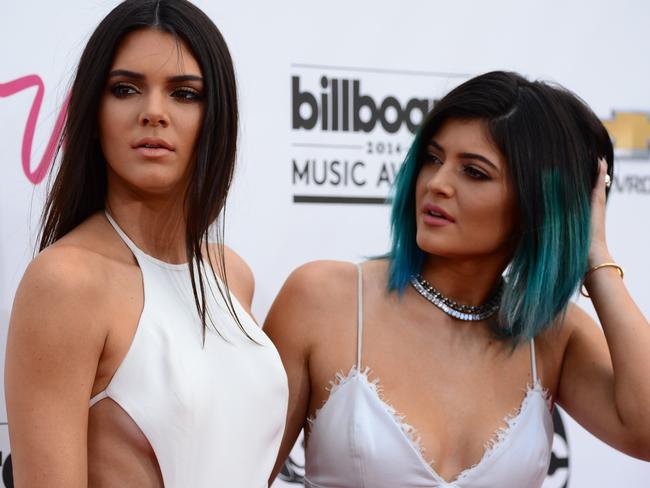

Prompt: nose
[138,91,170,128]
[425,164,455,197]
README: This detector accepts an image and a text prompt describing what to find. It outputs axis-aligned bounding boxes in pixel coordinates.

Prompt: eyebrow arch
[459,152,498,171]
[428,140,445,153]
[107,69,203,83]
[428,140,498,171]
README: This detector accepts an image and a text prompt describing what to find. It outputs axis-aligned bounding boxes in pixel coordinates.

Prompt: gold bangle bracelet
[580,262,624,298]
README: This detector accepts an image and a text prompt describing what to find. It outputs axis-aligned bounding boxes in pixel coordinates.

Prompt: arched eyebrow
[429,139,498,171]
[107,69,203,83]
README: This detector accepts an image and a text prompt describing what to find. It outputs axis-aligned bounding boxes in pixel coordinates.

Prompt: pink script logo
[0,75,69,184]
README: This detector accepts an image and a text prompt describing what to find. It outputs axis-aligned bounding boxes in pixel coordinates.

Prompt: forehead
[111,28,201,76]
[431,118,503,158]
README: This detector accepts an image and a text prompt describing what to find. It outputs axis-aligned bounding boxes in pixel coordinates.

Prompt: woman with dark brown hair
[5,2,288,487]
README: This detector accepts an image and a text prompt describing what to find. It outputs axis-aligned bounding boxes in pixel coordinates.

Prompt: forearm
[585,257,650,434]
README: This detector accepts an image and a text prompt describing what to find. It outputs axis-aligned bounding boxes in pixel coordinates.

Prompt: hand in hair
[588,159,612,268]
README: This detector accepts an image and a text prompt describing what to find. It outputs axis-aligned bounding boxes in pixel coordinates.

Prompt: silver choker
[409,274,502,321]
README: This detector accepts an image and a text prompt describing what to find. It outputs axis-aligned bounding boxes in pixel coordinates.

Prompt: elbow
[615,399,650,460]
[624,429,650,461]
[629,446,650,462]
[633,445,650,462]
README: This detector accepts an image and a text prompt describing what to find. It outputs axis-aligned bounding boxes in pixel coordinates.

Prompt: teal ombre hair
[388,132,426,293]
[388,71,614,343]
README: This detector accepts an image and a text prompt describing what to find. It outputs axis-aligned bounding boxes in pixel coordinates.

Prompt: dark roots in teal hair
[388,71,614,344]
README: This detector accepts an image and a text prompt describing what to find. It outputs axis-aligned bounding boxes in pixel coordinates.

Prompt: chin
[140,180,187,196]
[416,233,514,264]
[415,233,487,260]
[415,233,458,257]
[122,167,188,194]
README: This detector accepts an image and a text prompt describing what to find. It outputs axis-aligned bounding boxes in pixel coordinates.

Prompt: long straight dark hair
[39,0,250,341]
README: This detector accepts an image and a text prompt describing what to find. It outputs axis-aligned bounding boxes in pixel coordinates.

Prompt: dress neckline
[104,211,189,271]
[308,364,552,485]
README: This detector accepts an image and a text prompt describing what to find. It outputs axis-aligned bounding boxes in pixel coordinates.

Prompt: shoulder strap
[530,338,539,384]
[356,263,363,370]
[104,211,142,256]
[89,390,108,408]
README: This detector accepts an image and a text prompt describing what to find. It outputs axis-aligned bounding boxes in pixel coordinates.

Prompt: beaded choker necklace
[409,274,503,321]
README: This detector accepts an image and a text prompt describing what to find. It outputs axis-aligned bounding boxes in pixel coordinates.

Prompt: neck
[419,253,510,307]
[105,183,189,264]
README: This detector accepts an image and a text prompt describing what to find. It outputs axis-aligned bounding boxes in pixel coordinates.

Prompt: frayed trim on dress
[307,366,425,456]
[307,366,553,485]
[455,380,552,482]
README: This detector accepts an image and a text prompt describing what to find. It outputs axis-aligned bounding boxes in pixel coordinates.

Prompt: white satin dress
[304,265,553,488]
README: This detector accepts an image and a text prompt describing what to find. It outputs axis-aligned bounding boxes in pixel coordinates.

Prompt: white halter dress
[89,213,288,487]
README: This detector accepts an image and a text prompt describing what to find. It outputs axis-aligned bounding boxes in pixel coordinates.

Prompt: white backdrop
[2,1,650,487]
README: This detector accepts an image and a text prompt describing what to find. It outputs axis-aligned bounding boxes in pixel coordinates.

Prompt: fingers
[587,159,610,266]
[597,158,608,189]
[591,159,608,221]
[592,159,609,202]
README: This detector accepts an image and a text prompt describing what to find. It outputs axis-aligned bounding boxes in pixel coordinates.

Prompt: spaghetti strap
[356,263,363,370]
[530,338,539,384]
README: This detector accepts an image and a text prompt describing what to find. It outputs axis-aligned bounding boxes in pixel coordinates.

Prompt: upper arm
[555,304,632,454]
[5,249,107,487]
[265,261,350,482]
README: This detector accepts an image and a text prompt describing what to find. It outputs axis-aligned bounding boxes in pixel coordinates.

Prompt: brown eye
[110,83,139,97]
[464,165,490,180]
[172,88,202,102]
[422,152,442,166]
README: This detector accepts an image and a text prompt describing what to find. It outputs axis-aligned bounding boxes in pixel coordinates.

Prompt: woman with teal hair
[266,71,650,487]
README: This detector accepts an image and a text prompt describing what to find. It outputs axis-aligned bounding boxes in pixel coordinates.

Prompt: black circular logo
[545,408,571,488]
[0,453,12,488]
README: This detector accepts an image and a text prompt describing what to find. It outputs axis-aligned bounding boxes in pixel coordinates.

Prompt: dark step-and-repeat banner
[2,1,649,486]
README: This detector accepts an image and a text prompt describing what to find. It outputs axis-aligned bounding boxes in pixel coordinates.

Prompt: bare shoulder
[207,244,255,311]
[564,302,600,329]
[536,302,597,347]
[11,213,132,342]
[549,302,602,346]
[264,260,358,342]
[9,246,110,378]
[282,259,358,304]
[224,245,254,299]
[560,302,606,353]
[19,245,106,311]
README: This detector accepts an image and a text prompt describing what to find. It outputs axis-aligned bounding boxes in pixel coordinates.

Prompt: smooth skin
[5,29,255,488]
[266,119,650,484]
